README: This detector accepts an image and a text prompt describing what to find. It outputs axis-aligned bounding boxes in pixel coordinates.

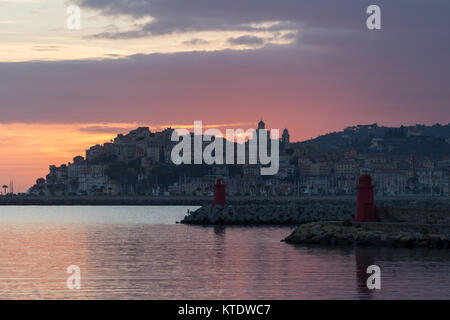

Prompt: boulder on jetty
[180,202,354,225]
[283,220,450,248]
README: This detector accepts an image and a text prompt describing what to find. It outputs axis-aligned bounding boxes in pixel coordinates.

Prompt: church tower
[258,119,265,130]
[282,128,290,144]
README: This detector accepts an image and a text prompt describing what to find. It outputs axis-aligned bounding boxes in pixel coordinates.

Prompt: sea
[0,206,449,299]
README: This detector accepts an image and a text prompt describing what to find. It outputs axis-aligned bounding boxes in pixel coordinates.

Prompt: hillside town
[24,121,450,197]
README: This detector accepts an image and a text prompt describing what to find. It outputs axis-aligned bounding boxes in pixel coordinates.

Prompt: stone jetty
[180,201,354,225]
[180,198,450,225]
[283,220,450,248]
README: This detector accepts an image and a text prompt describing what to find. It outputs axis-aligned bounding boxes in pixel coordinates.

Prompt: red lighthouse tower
[213,179,226,207]
[355,170,376,222]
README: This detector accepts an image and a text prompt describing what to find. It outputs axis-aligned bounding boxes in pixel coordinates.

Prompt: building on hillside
[68,162,108,195]
[438,157,450,169]
[86,144,104,162]
[334,160,359,176]
[298,158,331,177]
[372,169,408,195]
[407,127,425,137]
[103,180,121,195]
[47,164,68,184]
[147,144,161,163]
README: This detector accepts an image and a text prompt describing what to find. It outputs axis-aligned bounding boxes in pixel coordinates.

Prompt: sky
[1,0,450,192]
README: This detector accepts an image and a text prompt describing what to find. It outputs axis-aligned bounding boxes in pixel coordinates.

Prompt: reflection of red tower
[213,179,226,207]
[355,174,376,222]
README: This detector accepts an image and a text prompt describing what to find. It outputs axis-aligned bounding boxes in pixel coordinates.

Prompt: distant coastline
[0,195,210,206]
[0,195,448,206]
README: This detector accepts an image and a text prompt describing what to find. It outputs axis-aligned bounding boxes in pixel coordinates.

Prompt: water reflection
[0,206,450,299]
[355,247,375,299]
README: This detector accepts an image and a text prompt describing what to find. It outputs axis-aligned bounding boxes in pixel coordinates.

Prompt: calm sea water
[0,206,449,300]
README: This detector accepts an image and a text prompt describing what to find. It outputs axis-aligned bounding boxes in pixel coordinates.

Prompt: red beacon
[355,169,376,222]
[213,178,226,207]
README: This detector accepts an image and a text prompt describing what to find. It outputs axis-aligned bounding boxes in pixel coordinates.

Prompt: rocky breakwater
[283,220,450,248]
[179,197,450,226]
[180,201,354,225]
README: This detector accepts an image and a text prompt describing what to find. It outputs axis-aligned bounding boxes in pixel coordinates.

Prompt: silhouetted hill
[294,123,450,158]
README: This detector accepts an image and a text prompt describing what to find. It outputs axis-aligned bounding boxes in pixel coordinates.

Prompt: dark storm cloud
[228,35,265,46]
[73,0,450,63]
[78,125,135,134]
[1,28,449,127]
[0,0,449,134]
[281,32,296,40]
[87,29,148,39]
[182,38,210,46]
[74,0,365,38]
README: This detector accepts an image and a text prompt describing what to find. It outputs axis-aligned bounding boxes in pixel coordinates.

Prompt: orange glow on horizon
[1,123,117,193]
[0,121,258,193]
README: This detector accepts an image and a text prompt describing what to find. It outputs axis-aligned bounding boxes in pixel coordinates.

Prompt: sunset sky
[1,0,449,192]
